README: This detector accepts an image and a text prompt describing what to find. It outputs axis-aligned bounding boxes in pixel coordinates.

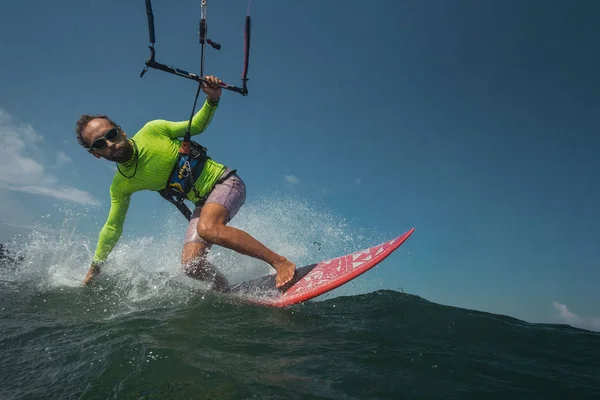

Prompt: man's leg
[181,173,239,292]
[196,203,296,288]
[195,172,296,288]
[181,172,242,292]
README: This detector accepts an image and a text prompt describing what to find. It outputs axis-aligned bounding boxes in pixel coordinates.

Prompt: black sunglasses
[87,127,120,152]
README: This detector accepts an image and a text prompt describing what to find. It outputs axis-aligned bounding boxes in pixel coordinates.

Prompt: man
[76,76,295,291]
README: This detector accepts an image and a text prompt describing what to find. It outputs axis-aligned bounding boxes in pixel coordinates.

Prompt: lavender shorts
[184,169,246,245]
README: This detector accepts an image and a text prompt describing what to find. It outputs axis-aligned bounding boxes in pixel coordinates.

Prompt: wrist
[207,96,220,106]
[91,261,103,271]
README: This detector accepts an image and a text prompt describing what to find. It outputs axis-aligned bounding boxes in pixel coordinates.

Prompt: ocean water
[1,197,599,399]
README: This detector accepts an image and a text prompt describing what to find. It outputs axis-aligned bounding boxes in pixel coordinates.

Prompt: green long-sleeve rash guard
[92,98,226,265]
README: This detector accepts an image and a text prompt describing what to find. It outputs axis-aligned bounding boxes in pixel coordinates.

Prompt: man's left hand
[83,264,101,286]
[202,75,223,100]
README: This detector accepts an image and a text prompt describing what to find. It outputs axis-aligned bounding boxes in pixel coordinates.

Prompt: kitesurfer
[75,76,296,291]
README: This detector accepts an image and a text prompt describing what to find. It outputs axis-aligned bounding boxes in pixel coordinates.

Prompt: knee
[196,221,223,243]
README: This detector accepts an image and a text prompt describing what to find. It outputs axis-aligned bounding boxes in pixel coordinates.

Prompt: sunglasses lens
[91,138,107,150]
[89,128,119,151]
[106,128,119,141]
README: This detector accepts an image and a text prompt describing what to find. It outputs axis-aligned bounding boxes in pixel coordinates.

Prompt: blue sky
[1,0,599,328]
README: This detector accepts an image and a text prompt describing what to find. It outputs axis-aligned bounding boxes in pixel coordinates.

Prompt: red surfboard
[227,228,415,307]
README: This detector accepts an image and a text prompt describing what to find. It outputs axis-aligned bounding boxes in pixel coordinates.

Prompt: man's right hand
[83,264,101,286]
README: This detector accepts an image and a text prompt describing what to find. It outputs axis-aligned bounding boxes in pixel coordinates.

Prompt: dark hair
[75,114,121,148]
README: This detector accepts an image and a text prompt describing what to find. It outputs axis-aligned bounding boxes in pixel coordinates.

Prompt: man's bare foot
[272,258,296,288]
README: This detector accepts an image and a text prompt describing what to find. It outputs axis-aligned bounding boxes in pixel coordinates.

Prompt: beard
[103,143,132,163]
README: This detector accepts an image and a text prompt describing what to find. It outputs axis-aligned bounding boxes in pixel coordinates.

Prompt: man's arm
[93,192,131,263]
[145,75,223,140]
[155,97,220,140]
[83,188,131,285]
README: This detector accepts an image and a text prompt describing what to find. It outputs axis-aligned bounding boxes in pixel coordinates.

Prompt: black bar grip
[242,16,251,80]
[199,19,206,44]
[145,0,156,44]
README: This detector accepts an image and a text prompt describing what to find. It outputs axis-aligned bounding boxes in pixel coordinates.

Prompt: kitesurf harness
[158,140,209,221]
[139,0,251,220]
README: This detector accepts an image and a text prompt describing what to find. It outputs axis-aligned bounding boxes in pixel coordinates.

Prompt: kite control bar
[140,0,251,96]
[141,46,249,95]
